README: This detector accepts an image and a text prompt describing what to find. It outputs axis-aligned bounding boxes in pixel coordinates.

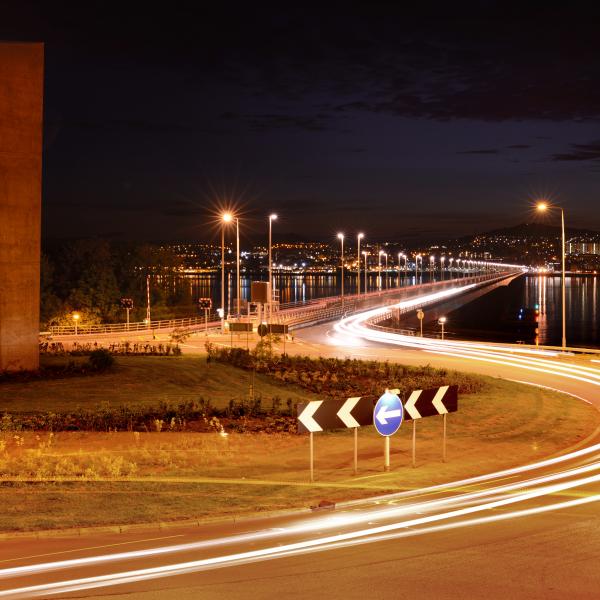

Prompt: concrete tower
[0,42,44,371]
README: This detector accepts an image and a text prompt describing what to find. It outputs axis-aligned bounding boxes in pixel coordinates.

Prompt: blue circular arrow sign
[373,391,404,436]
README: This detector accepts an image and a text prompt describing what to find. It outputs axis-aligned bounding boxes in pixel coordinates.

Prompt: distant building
[568,237,600,256]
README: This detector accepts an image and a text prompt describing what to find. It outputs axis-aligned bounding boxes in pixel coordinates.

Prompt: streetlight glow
[222,212,233,223]
[537,202,548,212]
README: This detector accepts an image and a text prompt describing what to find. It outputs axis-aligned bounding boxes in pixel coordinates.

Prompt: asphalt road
[5,298,600,598]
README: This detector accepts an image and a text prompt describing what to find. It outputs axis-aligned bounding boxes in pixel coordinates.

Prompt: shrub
[88,349,115,371]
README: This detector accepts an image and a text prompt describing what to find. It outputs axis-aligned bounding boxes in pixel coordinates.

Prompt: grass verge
[0,377,597,532]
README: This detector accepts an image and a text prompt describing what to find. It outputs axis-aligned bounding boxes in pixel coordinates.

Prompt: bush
[88,349,115,371]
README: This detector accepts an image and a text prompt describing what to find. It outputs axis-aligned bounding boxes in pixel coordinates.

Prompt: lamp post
[357,233,364,294]
[430,255,435,280]
[72,312,80,335]
[449,257,454,277]
[269,214,277,320]
[236,217,240,316]
[221,212,233,332]
[537,201,567,350]
[438,316,447,340]
[378,250,384,290]
[441,255,445,280]
[362,251,368,295]
[338,233,345,305]
[416,254,422,282]
[397,252,402,287]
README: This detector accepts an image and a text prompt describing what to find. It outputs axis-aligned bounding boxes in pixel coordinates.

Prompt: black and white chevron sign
[297,396,374,433]
[403,385,458,420]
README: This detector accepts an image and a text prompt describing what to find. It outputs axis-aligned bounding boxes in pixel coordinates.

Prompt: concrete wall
[0,42,44,371]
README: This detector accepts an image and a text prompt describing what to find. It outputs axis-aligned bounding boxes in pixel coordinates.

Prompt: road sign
[120,297,134,309]
[403,385,458,420]
[198,298,212,310]
[417,309,424,320]
[257,323,268,337]
[297,397,374,434]
[373,391,403,436]
[267,323,288,334]
[228,322,253,332]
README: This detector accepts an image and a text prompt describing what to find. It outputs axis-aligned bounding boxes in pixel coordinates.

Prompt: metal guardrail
[48,316,218,336]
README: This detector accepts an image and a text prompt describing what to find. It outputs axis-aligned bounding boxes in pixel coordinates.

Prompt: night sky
[3,3,600,243]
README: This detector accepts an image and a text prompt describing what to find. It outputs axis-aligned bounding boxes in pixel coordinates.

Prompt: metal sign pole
[443,413,447,462]
[412,420,416,468]
[309,432,314,483]
[384,436,390,471]
[353,427,358,475]
[204,308,208,335]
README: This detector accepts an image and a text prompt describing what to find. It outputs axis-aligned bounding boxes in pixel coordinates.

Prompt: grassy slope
[0,356,598,532]
[0,355,322,412]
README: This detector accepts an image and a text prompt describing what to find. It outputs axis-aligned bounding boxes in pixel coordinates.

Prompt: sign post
[297,396,372,478]
[373,390,404,472]
[443,413,447,462]
[417,309,424,337]
[412,420,416,468]
[310,431,314,483]
[120,298,134,332]
[403,385,457,466]
[198,298,212,336]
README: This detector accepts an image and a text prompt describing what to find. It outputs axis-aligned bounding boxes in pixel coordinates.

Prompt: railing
[47,315,220,336]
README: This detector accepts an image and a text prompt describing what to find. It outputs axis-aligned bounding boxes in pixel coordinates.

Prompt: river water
[183,272,600,349]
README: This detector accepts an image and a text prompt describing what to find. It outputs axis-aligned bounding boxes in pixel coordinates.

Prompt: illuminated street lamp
[269,214,277,320]
[72,311,80,335]
[235,216,240,317]
[378,249,385,290]
[438,316,447,340]
[415,253,422,281]
[449,257,454,276]
[537,201,567,349]
[430,255,435,280]
[357,233,364,294]
[338,233,345,305]
[362,251,368,294]
[221,211,233,332]
[441,255,446,280]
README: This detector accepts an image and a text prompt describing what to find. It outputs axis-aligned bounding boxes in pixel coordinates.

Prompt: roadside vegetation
[1,349,598,532]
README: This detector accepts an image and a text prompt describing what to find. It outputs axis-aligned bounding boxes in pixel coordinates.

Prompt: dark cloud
[552,141,600,162]
[457,149,499,155]
[506,144,531,149]
[220,112,333,132]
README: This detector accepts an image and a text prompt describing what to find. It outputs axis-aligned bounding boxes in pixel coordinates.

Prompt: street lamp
[338,233,345,304]
[362,251,368,294]
[235,217,240,317]
[438,316,447,340]
[72,311,80,335]
[441,255,445,280]
[357,233,364,294]
[269,214,277,320]
[537,201,567,349]
[449,257,454,277]
[430,255,435,280]
[378,250,385,290]
[221,211,233,332]
[416,253,422,281]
